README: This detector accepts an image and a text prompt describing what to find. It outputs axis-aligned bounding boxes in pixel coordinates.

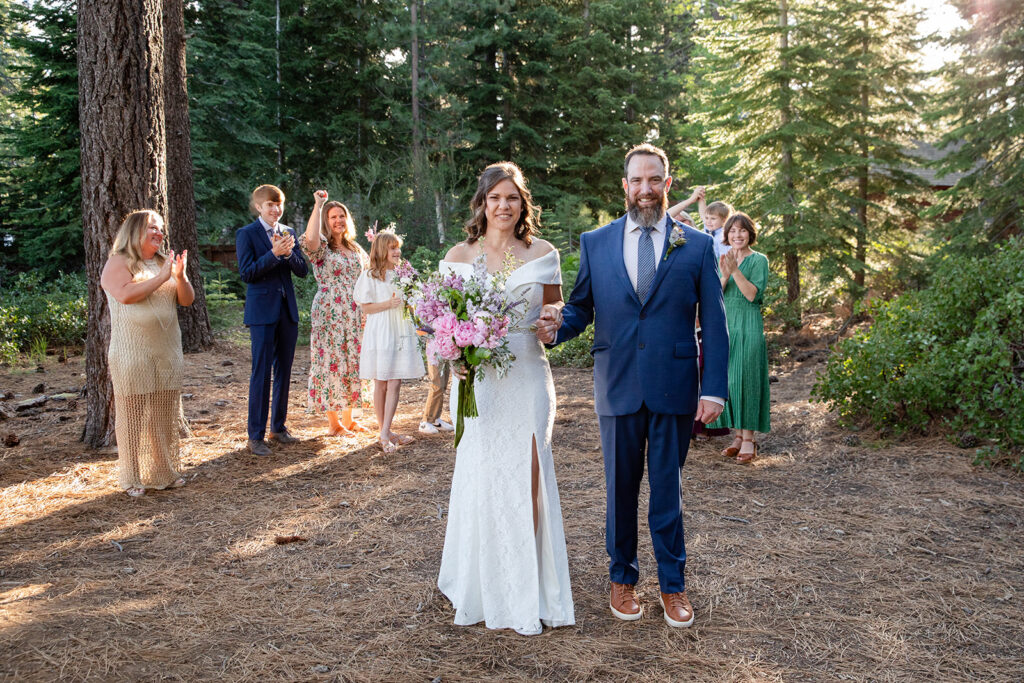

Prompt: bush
[0,270,88,364]
[811,238,1024,468]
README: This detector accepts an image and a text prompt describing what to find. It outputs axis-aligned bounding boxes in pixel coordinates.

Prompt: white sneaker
[418,421,439,434]
[434,419,454,432]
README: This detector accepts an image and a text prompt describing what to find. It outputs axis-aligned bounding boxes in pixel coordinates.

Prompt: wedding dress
[437,249,575,635]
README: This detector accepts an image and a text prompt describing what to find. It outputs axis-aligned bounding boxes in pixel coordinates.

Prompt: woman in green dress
[711,212,770,463]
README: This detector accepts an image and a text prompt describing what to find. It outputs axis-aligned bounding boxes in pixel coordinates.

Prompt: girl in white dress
[437,162,575,636]
[353,232,425,452]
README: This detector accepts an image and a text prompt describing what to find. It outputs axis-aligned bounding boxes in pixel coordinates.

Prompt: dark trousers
[247,318,298,440]
[599,405,692,593]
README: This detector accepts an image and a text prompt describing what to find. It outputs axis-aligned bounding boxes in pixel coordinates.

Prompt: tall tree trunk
[854,16,870,298]
[778,0,801,319]
[79,0,167,447]
[435,189,445,244]
[410,0,423,236]
[164,0,213,352]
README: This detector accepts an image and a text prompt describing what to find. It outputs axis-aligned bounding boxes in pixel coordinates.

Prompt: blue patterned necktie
[636,225,656,302]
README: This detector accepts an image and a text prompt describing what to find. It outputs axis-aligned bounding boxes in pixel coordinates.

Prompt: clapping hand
[719,250,737,277]
[170,249,188,281]
[271,231,295,258]
[158,251,174,282]
[535,304,563,344]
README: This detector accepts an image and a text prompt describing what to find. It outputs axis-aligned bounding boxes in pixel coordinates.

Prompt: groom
[537,144,728,628]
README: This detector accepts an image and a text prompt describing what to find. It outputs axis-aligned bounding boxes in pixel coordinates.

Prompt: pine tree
[694,0,824,315]
[0,0,80,275]
[186,0,280,240]
[804,0,928,302]
[80,0,168,447]
[932,0,1024,246]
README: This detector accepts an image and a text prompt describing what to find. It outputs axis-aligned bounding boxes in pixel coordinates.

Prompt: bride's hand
[451,361,469,381]
[535,304,562,344]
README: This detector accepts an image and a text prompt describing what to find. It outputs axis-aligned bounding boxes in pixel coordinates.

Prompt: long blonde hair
[368,232,401,281]
[321,201,359,252]
[108,209,166,275]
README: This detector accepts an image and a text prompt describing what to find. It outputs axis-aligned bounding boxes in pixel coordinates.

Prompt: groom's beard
[625,191,668,227]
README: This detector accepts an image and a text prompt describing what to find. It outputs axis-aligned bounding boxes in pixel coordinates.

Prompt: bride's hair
[463,161,541,246]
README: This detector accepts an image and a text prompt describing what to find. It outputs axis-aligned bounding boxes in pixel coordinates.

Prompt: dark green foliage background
[812,238,1024,466]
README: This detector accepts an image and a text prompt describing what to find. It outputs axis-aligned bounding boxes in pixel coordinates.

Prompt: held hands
[694,399,724,425]
[689,186,706,203]
[535,304,563,344]
[271,231,295,258]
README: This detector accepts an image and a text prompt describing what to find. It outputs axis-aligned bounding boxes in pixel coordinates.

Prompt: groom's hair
[623,143,670,179]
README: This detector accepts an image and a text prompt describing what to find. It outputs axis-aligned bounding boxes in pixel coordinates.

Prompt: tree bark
[854,15,870,297]
[164,0,213,352]
[79,0,167,447]
[778,0,801,320]
[410,0,424,236]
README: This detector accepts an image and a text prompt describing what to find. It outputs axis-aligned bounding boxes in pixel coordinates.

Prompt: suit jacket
[557,214,728,416]
[235,219,309,326]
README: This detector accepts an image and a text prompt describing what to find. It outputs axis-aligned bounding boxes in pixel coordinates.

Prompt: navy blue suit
[556,214,728,593]
[235,219,309,441]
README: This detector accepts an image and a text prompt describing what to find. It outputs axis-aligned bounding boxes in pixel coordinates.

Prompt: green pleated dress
[710,251,771,433]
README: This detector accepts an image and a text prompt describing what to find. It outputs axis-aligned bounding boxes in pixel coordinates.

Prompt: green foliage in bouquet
[812,238,1024,468]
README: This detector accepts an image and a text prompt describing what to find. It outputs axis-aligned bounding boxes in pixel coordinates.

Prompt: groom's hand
[535,304,563,344]
[695,399,723,425]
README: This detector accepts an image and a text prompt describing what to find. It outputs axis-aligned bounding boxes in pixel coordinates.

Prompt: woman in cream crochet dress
[100,210,195,497]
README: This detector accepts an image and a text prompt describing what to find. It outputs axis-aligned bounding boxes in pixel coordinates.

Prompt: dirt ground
[1,339,1022,682]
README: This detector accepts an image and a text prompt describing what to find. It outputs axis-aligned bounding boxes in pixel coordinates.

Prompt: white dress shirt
[621,214,724,409]
[622,214,666,290]
[258,216,284,237]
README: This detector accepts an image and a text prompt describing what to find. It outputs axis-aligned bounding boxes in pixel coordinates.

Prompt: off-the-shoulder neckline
[439,248,557,276]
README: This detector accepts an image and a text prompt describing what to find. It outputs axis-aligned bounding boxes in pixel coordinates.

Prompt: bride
[437,161,575,635]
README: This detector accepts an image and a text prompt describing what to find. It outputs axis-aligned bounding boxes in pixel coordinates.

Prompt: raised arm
[303,190,327,252]
[668,186,704,221]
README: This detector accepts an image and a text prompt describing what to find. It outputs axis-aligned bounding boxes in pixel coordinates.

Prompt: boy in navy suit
[235,185,309,455]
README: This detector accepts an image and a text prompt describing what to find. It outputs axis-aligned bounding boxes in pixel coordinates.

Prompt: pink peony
[453,320,477,347]
[435,335,461,361]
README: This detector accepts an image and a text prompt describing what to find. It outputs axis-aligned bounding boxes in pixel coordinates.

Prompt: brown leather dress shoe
[269,429,298,444]
[610,582,642,621]
[659,590,694,628]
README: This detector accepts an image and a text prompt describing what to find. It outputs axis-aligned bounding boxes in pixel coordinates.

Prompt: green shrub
[203,261,244,332]
[0,271,88,362]
[811,238,1024,468]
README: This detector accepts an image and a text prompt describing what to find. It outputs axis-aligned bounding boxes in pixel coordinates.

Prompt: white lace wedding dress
[437,250,575,635]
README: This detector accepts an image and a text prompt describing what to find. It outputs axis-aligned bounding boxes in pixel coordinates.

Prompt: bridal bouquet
[407,254,525,447]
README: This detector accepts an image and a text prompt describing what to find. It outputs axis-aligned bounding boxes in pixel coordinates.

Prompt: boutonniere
[663,223,687,261]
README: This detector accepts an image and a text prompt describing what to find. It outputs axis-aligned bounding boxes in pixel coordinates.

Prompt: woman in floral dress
[300,190,370,436]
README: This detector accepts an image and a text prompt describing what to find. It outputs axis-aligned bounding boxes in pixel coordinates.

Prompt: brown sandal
[721,436,742,458]
[736,440,758,464]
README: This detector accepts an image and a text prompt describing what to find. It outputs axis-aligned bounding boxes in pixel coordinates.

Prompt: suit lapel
[642,215,679,307]
[253,220,274,253]
[607,216,641,307]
